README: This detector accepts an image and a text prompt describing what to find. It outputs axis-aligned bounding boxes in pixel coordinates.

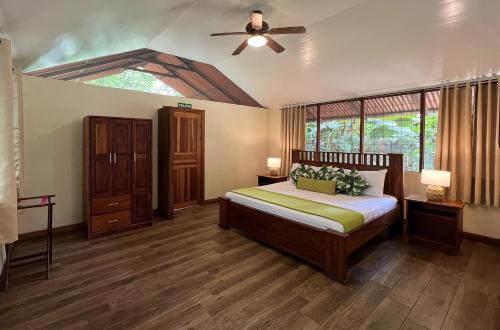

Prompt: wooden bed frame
[219,150,404,284]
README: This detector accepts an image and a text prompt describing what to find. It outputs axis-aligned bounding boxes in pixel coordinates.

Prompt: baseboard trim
[462,232,500,246]
[202,198,219,205]
[19,223,83,240]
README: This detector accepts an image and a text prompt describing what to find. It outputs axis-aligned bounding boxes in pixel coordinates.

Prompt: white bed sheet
[224,181,398,233]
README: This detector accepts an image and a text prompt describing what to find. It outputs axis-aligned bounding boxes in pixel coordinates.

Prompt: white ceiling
[1,0,499,108]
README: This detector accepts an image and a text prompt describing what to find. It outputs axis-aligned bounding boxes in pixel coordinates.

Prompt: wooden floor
[1,203,499,330]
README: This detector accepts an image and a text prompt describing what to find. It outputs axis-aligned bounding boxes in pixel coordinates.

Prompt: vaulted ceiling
[1,0,499,108]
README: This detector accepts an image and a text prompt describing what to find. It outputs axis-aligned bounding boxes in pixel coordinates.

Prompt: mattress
[225,180,398,233]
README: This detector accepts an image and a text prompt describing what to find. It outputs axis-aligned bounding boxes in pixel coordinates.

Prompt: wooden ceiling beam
[132,57,194,72]
[126,66,176,78]
[179,58,239,104]
[29,49,157,78]
[59,60,144,81]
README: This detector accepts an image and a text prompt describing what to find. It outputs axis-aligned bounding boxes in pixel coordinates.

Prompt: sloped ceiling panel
[2,0,500,108]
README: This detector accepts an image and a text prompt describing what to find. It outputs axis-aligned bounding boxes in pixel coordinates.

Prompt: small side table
[405,195,464,254]
[257,174,288,186]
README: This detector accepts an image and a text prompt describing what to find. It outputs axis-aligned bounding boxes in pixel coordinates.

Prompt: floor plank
[0,203,497,329]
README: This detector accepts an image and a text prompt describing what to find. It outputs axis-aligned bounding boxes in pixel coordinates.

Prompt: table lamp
[421,169,451,202]
[267,157,281,176]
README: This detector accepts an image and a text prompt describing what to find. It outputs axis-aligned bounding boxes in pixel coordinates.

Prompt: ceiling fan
[210,10,306,55]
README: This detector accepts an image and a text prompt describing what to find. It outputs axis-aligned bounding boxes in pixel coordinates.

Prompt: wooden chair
[1,195,55,292]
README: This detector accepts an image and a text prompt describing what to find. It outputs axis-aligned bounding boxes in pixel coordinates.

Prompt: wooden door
[112,119,132,196]
[132,119,152,223]
[90,117,113,198]
[172,110,204,210]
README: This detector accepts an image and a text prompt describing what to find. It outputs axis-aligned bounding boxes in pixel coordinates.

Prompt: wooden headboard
[291,150,404,204]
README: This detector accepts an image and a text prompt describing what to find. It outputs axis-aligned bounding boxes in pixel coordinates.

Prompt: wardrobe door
[112,119,132,196]
[172,110,204,210]
[132,120,152,223]
[90,117,113,198]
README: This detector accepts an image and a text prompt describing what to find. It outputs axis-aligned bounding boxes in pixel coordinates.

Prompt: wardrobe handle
[109,153,112,163]
[108,202,119,206]
[107,219,118,223]
[133,152,136,163]
[114,153,117,163]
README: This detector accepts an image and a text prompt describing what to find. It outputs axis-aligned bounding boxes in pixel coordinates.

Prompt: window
[305,89,441,172]
[423,90,440,169]
[320,101,361,152]
[85,70,183,97]
[364,94,421,171]
[305,106,317,151]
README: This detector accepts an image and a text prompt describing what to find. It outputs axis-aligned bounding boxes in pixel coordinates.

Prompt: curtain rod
[306,76,499,108]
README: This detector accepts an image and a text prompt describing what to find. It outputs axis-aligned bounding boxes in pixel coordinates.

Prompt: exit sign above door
[178,102,192,109]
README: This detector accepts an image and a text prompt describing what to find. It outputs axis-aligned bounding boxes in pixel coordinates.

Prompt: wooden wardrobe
[83,116,152,239]
[158,106,205,219]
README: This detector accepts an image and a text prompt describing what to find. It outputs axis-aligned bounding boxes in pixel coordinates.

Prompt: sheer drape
[279,104,306,175]
[473,81,500,206]
[0,39,18,243]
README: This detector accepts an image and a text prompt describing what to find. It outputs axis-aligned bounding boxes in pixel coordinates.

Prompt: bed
[219,150,404,284]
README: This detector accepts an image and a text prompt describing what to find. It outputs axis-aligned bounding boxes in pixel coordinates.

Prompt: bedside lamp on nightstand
[421,169,451,202]
[267,157,281,176]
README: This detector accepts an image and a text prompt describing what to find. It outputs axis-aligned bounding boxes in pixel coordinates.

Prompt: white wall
[19,76,269,233]
[268,114,500,239]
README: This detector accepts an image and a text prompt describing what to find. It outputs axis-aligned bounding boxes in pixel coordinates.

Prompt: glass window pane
[305,105,317,151]
[424,90,440,169]
[320,101,361,152]
[364,93,421,172]
[85,70,183,97]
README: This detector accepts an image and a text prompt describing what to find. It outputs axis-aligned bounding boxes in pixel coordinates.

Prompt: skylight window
[85,69,183,97]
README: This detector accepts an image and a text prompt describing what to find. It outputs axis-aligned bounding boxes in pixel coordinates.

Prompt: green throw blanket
[231,187,364,233]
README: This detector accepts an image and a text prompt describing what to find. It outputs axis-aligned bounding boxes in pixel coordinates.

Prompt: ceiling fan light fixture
[247,35,267,47]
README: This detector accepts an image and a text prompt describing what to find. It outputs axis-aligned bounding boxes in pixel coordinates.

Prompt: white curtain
[279,104,306,175]
[0,39,18,244]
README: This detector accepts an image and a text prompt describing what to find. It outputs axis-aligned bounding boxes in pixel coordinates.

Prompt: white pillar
[0,38,18,244]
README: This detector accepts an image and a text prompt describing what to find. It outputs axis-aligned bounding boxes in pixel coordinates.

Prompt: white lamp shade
[421,169,451,187]
[267,157,281,168]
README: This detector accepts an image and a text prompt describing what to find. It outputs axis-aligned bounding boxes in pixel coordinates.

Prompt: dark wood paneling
[132,120,152,223]
[112,119,132,196]
[90,117,113,198]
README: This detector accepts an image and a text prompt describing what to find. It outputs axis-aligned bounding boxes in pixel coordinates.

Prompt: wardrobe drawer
[91,195,131,215]
[91,210,131,233]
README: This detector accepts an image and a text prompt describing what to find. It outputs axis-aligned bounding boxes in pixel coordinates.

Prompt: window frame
[307,89,441,172]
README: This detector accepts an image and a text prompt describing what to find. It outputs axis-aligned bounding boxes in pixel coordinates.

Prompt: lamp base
[269,168,279,176]
[426,185,444,202]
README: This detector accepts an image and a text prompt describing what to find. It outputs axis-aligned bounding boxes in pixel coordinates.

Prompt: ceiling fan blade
[232,39,249,55]
[210,32,248,36]
[267,26,306,35]
[266,37,285,53]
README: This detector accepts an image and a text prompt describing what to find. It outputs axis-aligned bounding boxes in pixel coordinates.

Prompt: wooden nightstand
[257,174,288,186]
[405,195,465,254]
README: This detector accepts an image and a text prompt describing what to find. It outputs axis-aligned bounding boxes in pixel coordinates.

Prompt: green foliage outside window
[85,70,183,97]
[364,112,421,172]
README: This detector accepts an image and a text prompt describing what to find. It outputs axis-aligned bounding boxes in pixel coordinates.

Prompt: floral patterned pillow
[289,164,317,184]
[337,168,370,196]
[315,165,335,181]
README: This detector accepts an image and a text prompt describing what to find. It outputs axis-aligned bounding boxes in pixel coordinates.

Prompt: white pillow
[359,169,388,197]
